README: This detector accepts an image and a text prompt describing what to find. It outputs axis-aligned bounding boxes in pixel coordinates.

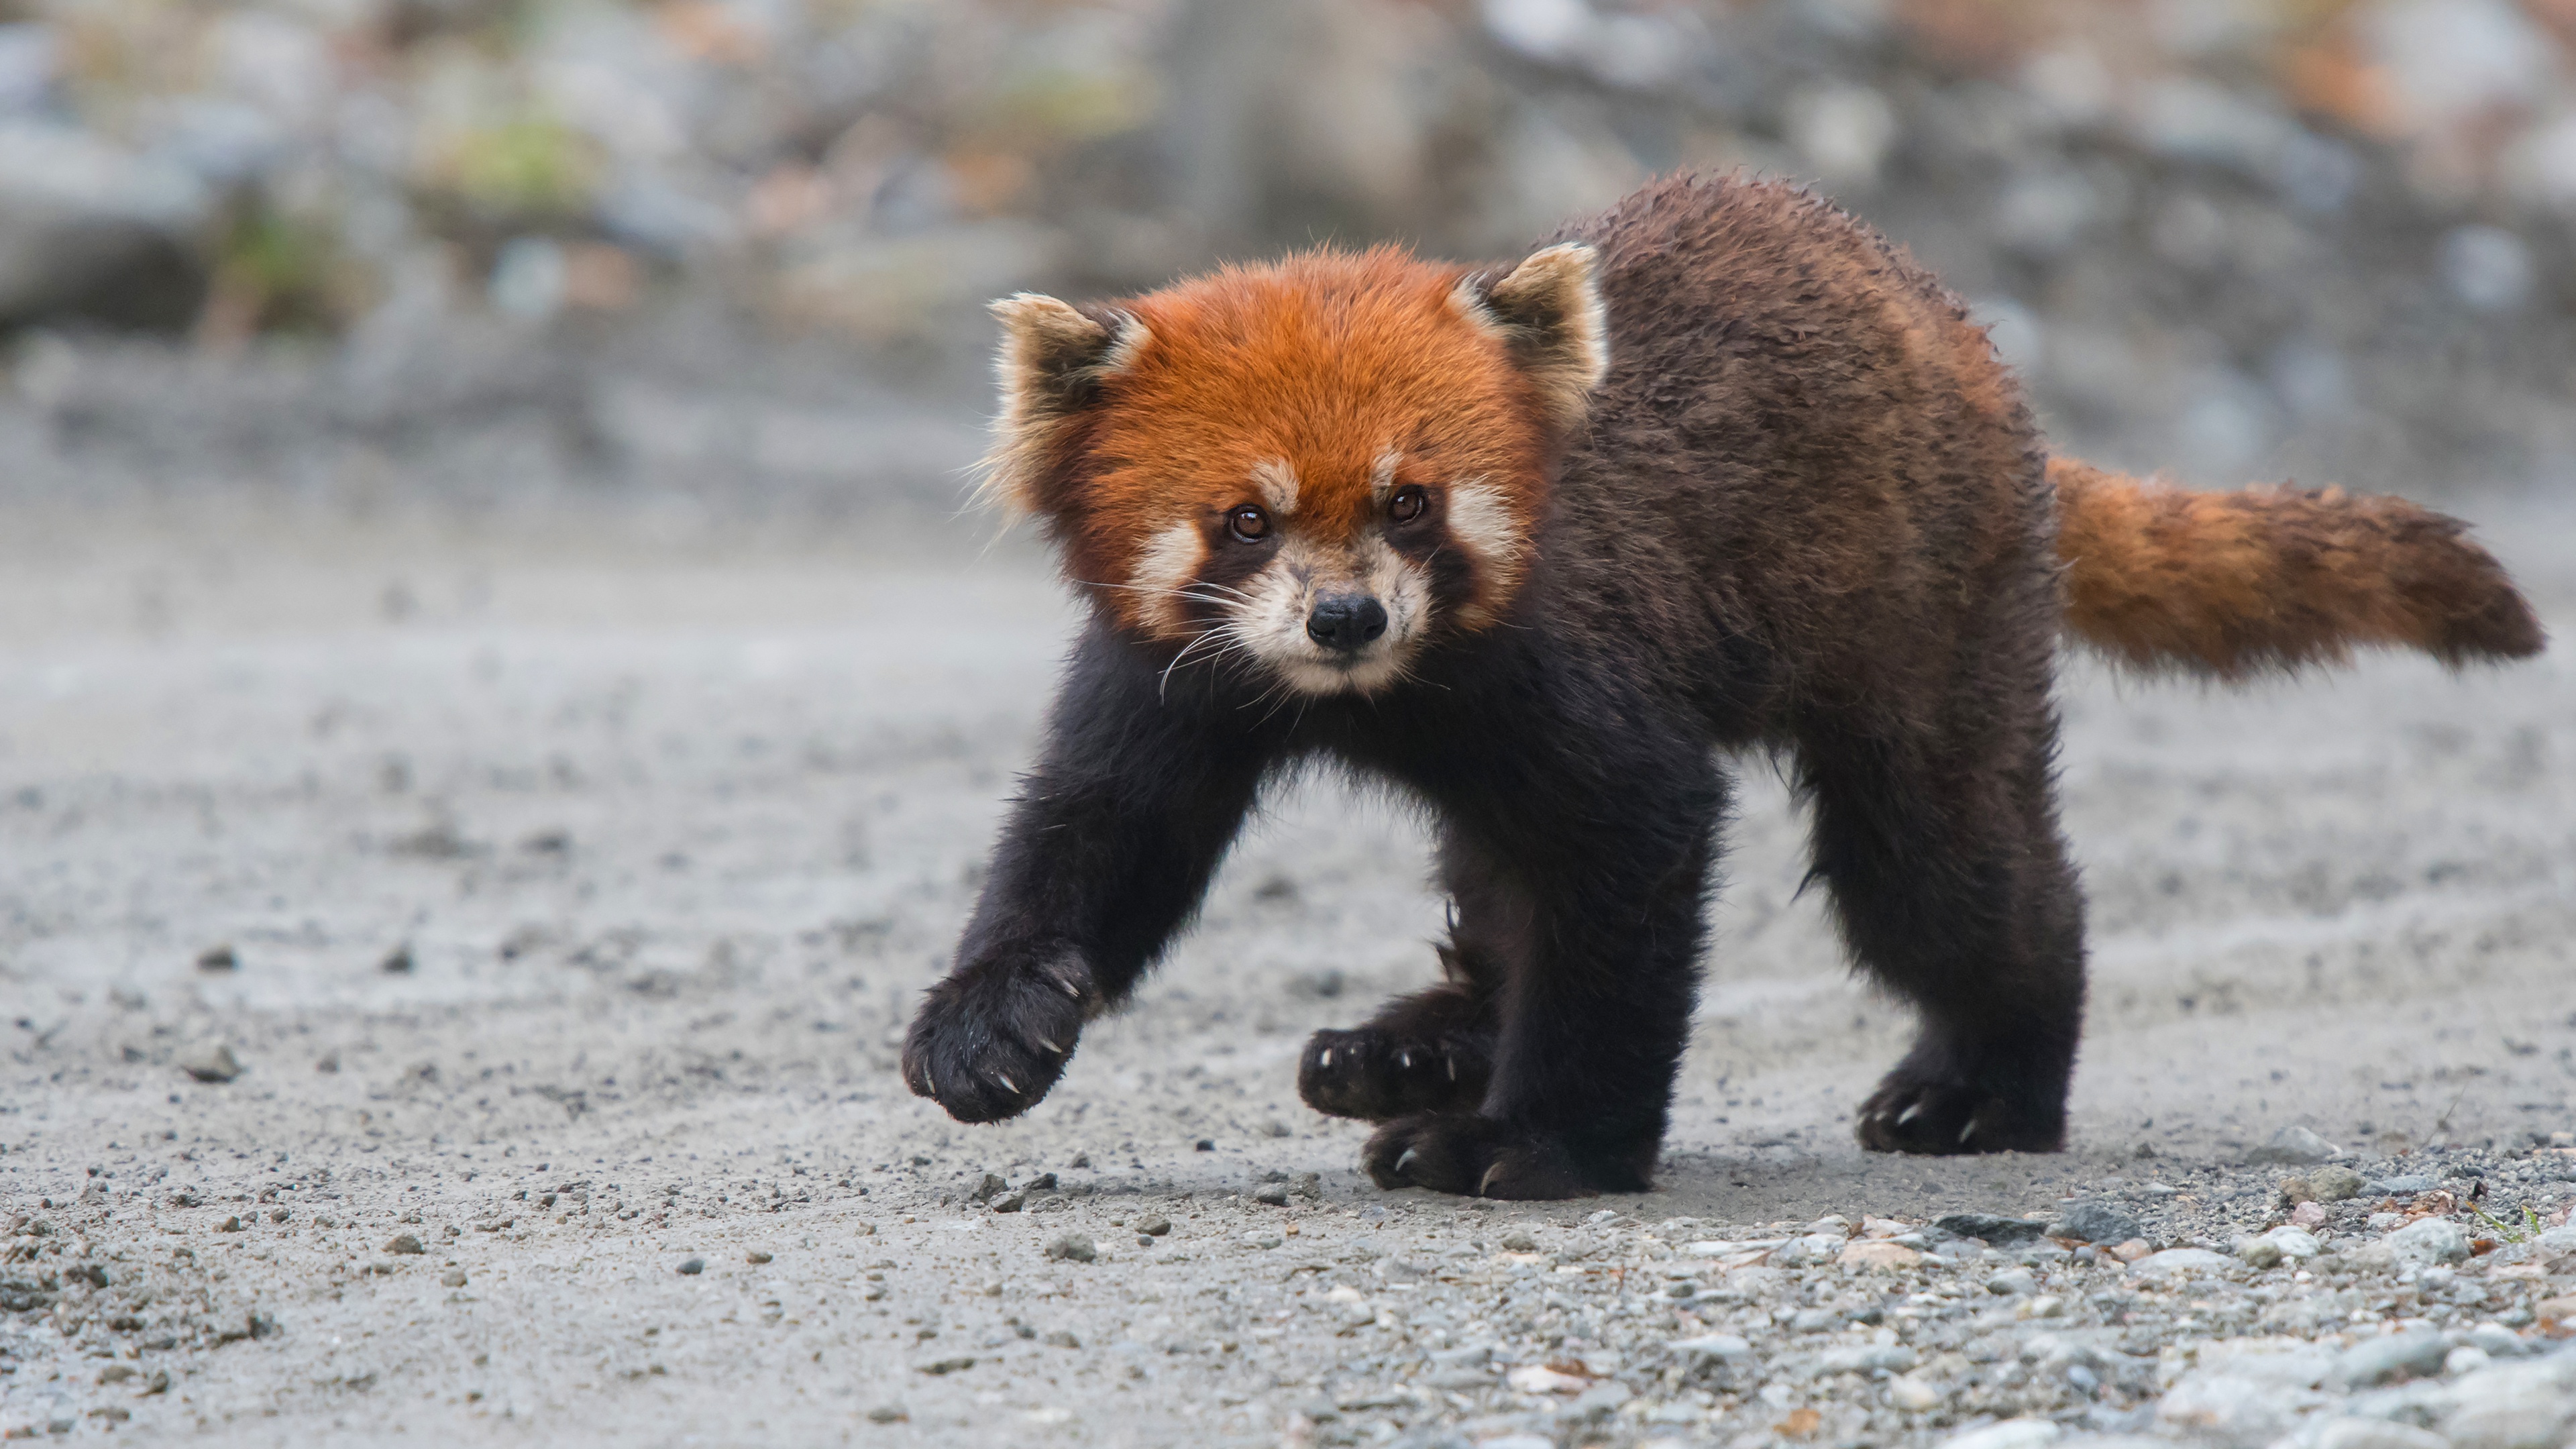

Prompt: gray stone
[1986,1268,2040,1295]
[384,1232,424,1255]
[1043,1233,1096,1263]
[1938,1418,2062,1449]
[2157,1370,2320,1448]
[1668,1333,1752,1359]
[2434,1357,2576,1449]
[178,1042,242,1083]
[2331,1330,2451,1388]
[2467,1322,2531,1358]
[440,1268,468,1287]
[2309,1165,2367,1200]
[2386,1218,2469,1266]
[1935,1212,2046,1244]
[2371,1175,2436,1195]
[1498,1230,1539,1252]
[2127,1247,2235,1277]
[1134,1215,1171,1237]
[675,1257,704,1275]
[1042,1330,1079,1348]
[2055,1202,2142,1244]
[0,124,212,331]
[970,1173,1006,1203]
[1252,1185,1289,1206]
[2306,1418,2451,1449]
[2245,1126,2340,1165]
[989,1192,1025,1213]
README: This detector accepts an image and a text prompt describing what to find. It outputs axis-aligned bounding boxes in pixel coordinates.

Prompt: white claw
[1445,1057,1457,1081]
[1896,1102,1924,1126]
[1398,1051,1413,1069]
[996,1073,1017,1094]
[1037,1038,1063,1055]
[1058,977,1083,999]
[1318,1048,1333,1069]
[1477,1162,1505,1196]
[1958,1121,1978,1144]
[1393,1147,1419,1177]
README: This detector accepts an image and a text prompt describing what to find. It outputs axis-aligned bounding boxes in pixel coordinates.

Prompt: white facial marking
[1250,458,1299,515]
[1128,521,1203,634]
[1369,449,1401,504]
[1444,480,1525,575]
[1234,531,1432,696]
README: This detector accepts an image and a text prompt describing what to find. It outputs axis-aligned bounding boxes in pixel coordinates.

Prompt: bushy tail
[2049,457,2545,680]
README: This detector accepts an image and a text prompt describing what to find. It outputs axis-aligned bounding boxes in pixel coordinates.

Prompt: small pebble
[1252,1185,1289,1207]
[676,1257,704,1275]
[178,1043,243,1084]
[380,945,414,975]
[1499,1230,1540,1252]
[1193,1138,1216,1151]
[1933,1212,2045,1244]
[865,1406,908,1424]
[385,1233,425,1255]
[746,1250,772,1265]
[195,945,237,972]
[1134,1215,1171,1236]
[440,1269,467,1287]
[1044,1233,1096,1263]
[2053,1201,2141,1244]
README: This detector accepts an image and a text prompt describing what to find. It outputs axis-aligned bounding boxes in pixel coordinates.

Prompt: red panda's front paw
[901,949,1094,1124]
[1360,1114,1649,1200]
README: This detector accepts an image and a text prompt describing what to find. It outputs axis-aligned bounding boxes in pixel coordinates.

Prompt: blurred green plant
[203,194,374,338]
[428,112,601,223]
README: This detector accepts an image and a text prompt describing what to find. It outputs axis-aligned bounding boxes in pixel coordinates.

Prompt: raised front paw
[1854,1073,2064,1156]
[1359,1112,1651,1200]
[902,948,1093,1124]
[1298,1026,1490,1122]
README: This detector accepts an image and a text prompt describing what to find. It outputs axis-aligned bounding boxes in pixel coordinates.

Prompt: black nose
[1306,594,1389,652]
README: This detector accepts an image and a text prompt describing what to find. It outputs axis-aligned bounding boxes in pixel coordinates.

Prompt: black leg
[904,625,1273,1122]
[1796,717,2088,1155]
[1360,757,1725,1199]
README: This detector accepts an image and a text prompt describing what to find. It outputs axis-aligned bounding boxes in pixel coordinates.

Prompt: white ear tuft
[981,294,1150,516]
[1450,243,1609,434]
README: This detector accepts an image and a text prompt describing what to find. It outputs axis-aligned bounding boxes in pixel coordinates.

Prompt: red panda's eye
[1228,505,1270,543]
[1389,486,1428,523]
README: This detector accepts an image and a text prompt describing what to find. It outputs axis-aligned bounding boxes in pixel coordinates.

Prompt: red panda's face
[981,244,1606,696]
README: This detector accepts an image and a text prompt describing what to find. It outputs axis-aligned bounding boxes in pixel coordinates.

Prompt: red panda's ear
[981,294,1150,517]
[1450,243,1608,435]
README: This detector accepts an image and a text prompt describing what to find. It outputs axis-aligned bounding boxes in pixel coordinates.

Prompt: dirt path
[3,494,2571,1446]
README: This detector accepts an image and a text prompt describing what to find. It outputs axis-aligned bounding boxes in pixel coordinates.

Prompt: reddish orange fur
[1061,248,1552,635]
[2051,457,2546,678]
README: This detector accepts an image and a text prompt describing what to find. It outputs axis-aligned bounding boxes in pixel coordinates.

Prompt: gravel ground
[2,486,2573,1448]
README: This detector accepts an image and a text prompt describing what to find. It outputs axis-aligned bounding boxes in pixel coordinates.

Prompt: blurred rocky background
[3,0,2574,517]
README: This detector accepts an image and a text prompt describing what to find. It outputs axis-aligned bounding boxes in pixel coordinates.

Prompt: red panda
[902,172,2544,1200]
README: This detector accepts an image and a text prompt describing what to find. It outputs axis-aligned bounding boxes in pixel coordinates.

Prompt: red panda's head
[979,243,1607,696]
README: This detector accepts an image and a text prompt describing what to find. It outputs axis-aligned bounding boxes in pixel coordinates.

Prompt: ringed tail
[2048,456,2546,680]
